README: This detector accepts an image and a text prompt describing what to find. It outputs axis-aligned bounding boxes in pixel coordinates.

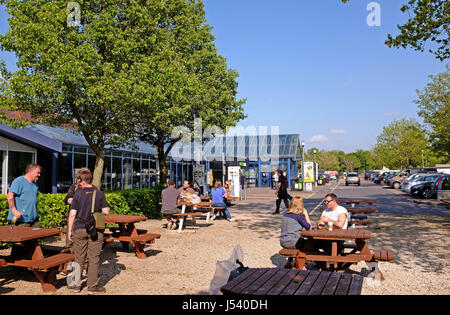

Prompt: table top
[301,229,371,240]
[105,214,147,224]
[0,226,60,243]
[340,199,377,204]
[221,268,363,295]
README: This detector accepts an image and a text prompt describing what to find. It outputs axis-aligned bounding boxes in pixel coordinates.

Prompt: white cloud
[308,134,328,143]
[329,129,348,135]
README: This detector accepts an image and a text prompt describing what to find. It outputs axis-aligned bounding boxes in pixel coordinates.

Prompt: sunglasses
[325,199,335,204]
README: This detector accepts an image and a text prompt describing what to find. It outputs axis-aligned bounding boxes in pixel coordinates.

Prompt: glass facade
[57,145,160,193]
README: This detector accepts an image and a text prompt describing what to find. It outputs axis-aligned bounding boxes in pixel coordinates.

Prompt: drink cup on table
[328,222,333,231]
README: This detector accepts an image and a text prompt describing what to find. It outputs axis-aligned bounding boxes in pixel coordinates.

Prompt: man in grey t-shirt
[161,179,180,230]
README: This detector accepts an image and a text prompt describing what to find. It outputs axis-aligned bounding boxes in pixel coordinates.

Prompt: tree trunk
[93,150,105,189]
[157,144,168,185]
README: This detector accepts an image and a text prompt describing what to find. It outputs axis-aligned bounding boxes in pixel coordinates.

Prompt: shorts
[161,209,178,215]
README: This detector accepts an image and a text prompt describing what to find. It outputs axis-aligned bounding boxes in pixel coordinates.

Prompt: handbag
[227,259,249,282]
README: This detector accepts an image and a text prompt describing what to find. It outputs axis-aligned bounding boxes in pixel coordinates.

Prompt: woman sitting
[280,196,311,269]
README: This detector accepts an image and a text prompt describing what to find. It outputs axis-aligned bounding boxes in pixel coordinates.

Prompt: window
[7,151,34,188]
[111,156,122,190]
[57,152,73,193]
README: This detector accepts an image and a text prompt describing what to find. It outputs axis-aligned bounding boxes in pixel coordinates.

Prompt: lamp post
[301,141,305,191]
[313,149,317,187]
[421,149,424,168]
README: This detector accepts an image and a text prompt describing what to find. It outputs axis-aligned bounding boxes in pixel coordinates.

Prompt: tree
[340,154,361,172]
[341,0,449,61]
[353,149,374,171]
[373,118,430,169]
[134,0,246,184]
[415,65,450,163]
[0,0,145,188]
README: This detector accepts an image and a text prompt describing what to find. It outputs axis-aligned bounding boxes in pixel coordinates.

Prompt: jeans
[212,202,232,219]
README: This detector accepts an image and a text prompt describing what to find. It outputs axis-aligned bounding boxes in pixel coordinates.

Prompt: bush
[0,186,164,228]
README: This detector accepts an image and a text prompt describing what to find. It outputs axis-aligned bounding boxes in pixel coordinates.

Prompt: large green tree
[0,0,142,188]
[0,0,245,187]
[373,118,431,169]
[415,65,450,163]
[134,0,246,184]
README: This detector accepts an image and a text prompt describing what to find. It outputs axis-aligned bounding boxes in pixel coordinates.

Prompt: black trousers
[275,198,290,212]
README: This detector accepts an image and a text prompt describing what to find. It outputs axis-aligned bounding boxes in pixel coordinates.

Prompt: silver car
[345,172,360,186]
[401,173,425,192]
[408,174,442,195]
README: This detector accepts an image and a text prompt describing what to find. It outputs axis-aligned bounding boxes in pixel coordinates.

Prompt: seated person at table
[316,193,348,257]
[161,179,181,230]
[211,179,235,222]
[223,180,233,206]
[178,180,195,201]
[317,193,348,230]
[280,197,311,269]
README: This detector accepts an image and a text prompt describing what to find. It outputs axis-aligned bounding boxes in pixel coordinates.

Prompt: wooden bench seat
[373,249,395,262]
[40,245,70,255]
[28,253,74,271]
[347,207,378,214]
[131,233,161,244]
[351,214,368,220]
[279,248,301,257]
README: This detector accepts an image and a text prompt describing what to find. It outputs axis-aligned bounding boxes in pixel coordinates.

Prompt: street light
[301,141,305,191]
[422,149,424,168]
[313,149,317,187]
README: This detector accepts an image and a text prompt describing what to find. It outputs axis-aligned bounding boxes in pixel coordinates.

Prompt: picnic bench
[221,268,363,295]
[0,226,74,292]
[104,214,161,259]
[319,206,379,227]
[279,229,394,280]
[161,201,225,232]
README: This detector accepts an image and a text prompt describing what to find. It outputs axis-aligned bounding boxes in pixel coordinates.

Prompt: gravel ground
[0,187,449,295]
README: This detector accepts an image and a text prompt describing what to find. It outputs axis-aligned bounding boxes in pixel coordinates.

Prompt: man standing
[7,163,41,227]
[317,193,348,230]
[67,168,110,294]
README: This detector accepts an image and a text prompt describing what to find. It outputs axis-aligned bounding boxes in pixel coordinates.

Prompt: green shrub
[0,186,164,228]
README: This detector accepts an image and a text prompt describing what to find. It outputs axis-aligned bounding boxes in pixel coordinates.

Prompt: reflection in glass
[112,157,122,191]
[123,158,132,189]
[7,151,34,188]
[57,152,73,193]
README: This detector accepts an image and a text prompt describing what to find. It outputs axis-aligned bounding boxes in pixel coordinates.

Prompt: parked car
[402,173,436,193]
[409,174,443,197]
[345,172,360,186]
[388,168,437,189]
[436,175,450,201]
[410,174,450,199]
[364,171,372,180]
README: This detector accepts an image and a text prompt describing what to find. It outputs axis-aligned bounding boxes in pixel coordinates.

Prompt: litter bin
[318,176,323,185]
[298,178,303,191]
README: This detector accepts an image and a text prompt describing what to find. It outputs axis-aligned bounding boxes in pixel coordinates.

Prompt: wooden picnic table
[104,214,161,259]
[221,268,363,295]
[297,229,386,279]
[0,226,74,292]
[340,199,377,205]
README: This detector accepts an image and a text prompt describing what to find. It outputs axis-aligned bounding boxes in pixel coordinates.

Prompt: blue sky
[1,1,447,153]
[202,0,447,152]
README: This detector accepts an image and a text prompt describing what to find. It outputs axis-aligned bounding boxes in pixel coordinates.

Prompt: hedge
[0,185,165,229]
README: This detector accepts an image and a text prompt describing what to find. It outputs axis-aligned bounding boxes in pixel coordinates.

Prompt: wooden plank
[280,270,309,295]
[308,271,332,295]
[348,275,364,295]
[0,226,60,243]
[241,268,280,295]
[294,270,320,295]
[220,268,258,293]
[334,273,353,295]
[228,268,270,295]
[321,272,342,295]
[254,268,292,295]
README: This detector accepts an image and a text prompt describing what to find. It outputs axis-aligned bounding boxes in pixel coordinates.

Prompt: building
[1,119,302,194]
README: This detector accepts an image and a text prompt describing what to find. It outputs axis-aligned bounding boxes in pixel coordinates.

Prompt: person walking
[273,170,290,214]
[7,163,41,227]
[67,168,110,294]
